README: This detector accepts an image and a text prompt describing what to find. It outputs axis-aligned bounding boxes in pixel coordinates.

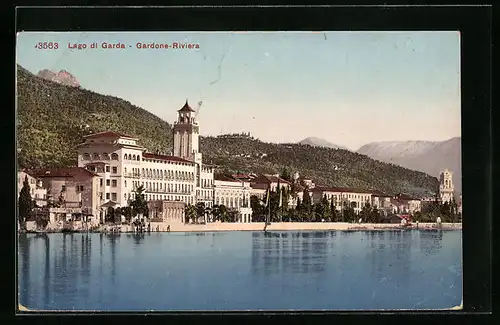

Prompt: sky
[16,31,461,150]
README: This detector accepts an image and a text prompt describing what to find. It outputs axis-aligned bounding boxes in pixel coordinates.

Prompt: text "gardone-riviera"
[136,42,200,49]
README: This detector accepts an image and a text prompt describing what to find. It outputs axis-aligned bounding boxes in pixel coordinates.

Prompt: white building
[17,170,47,207]
[214,175,252,223]
[77,100,215,215]
[439,168,455,203]
[311,186,372,214]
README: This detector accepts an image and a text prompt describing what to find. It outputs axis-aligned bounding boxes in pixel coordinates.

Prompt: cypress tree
[18,175,33,230]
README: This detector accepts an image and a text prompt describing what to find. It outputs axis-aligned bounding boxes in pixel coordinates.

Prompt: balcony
[124,173,141,179]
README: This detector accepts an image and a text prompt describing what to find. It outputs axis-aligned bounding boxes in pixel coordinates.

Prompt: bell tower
[172,100,202,164]
[439,168,455,203]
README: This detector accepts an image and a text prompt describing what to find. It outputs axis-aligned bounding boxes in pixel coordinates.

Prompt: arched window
[93,153,100,160]
[102,153,109,160]
[124,168,127,174]
[83,153,90,160]
[125,180,127,187]
[111,153,118,160]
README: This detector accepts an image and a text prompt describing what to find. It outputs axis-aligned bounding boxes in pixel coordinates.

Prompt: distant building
[31,167,100,218]
[439,168,455,203]
[250,174,293,207]
[213,174,252,223]
[17,170,47,207]
[370,191,392,214]
[311,186,372,214]
[392,193,422,214]
[147,200,185,224]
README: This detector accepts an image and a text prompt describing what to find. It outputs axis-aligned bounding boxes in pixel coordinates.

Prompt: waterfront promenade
[99,222,462,233]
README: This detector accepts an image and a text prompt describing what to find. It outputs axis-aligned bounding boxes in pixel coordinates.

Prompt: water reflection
[252,231,328,276]
[18,230,459,311]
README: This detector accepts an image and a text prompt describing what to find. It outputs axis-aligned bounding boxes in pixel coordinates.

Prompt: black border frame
[8,5,492,324]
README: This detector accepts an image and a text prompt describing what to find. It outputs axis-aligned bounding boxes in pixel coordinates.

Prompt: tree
[330,199,337,222]
[106,207,115,223]
[280,167,292,182]
[250,195,264,222]
[18,175,33,231]
[120,206,133,222]
[301,188,312,215]
[359,202,372,223]
[195,202,206,224]
[130,185,148,218]
[184,204,197,224]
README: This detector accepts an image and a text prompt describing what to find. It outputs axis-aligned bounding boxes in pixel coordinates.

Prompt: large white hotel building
[77,101,215,211]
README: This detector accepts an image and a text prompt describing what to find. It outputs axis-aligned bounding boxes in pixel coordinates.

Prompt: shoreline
[22,222,462,234]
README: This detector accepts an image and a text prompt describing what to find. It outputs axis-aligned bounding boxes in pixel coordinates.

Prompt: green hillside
[16,65,439,197]
[16,65,173,169]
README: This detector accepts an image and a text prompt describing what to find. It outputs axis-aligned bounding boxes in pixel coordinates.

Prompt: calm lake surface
[18,230,462,311]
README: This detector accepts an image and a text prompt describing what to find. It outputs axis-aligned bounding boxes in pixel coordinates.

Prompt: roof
[214,174,241,183]
[312,186,373,194]
[370,190,392,198]
[178,100,195,112]
[31,167,99,178]
[142,152,194,164]
[84,131,137,140]
[100,201,119,208]
[250,183,269,190]
[232,173,253,179]
[251,174,291,185]
[395,193,419,201]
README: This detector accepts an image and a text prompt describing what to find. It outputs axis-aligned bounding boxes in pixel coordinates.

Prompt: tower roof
[178,100,195,112]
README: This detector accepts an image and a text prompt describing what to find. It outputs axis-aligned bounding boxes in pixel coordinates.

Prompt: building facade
[77,101,215,221]
[17,170,47,207]
[31,167,100,217]
[439,168,455,203]
[213,175,252,223]
[311,187,372,214]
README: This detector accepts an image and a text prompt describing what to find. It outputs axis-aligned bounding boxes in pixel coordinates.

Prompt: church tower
[439,168,455,203]
[172,100,202,164]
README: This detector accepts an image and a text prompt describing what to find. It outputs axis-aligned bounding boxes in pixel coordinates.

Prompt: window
[112,180,117,187]
[77,185,84,192]
[125,180,127,188]
[111,153,118,160]
[106,179,110,186]
[112,167,117,174]
[111,193,117,201]
[105,166,110,172]
[83,153,90,160]
[93,153,100,160]
[61,185,66,192]
[99,178,103,187]
[106,193,110,200]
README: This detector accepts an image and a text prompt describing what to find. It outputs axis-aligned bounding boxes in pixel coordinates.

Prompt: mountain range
[15,64,441,197]
[357,138,462,193]
[298,137,350,150]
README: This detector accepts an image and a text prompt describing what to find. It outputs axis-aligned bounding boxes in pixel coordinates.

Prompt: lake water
[18,230,462,311]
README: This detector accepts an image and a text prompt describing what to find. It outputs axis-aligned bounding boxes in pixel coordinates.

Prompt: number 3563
[35,42,59,49]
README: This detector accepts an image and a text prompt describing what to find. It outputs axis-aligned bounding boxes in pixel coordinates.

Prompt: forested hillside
[17,64,439,197]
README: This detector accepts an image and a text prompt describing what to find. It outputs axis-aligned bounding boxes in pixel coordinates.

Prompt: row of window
[323,193,371,201]
[88,165,118,174]
[83,153,119,160]
[132,181,194,193]
[124,192,213,206]
[214,196,249,209]
[100,192,118,202]
[125,168,196,181]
